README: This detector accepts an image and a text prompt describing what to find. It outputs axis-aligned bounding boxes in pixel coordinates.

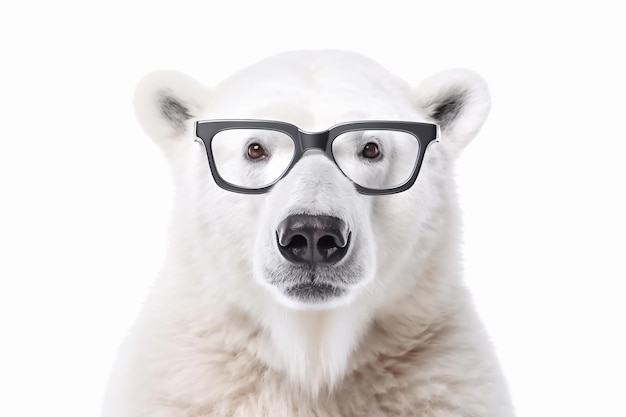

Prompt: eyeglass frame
[194,119,439,195]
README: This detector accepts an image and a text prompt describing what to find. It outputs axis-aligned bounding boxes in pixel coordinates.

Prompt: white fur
[104,50,514,417]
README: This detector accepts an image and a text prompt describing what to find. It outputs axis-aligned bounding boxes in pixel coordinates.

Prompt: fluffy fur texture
[103,50,514,417]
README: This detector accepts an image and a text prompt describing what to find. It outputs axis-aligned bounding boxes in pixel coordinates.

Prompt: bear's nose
[276,215,350,266]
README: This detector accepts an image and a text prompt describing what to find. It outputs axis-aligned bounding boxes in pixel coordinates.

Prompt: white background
[1,1,624,416]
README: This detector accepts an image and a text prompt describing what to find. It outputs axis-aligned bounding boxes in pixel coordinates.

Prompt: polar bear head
[134,50,490,390]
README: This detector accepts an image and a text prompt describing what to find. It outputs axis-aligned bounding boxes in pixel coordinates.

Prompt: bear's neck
[257,296,373,397]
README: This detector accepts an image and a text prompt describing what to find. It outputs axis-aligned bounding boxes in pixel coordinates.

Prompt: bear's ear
[134,70,210,148]
[414,69,490,158]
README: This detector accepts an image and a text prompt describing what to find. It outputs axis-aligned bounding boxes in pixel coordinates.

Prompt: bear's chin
[276,286,356,311]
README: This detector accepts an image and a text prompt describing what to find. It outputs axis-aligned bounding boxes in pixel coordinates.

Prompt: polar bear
[103,50,514,417]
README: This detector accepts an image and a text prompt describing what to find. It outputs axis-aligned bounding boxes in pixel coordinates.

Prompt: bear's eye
[247,143,267,160]
[361,142,380,159]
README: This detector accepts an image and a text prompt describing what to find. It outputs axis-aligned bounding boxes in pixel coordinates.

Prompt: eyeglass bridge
[299,131,330,151]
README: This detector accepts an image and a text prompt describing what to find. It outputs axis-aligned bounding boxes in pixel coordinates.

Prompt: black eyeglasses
[195,120,439,195]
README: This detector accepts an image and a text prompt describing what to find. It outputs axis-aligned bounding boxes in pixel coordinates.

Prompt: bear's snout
[276,214,350,267]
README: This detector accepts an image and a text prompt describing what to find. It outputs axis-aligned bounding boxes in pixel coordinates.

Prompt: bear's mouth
[283,282,348,303]
[262,234,365,306]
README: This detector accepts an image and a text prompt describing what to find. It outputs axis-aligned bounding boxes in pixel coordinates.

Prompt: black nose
[276,215,350,266]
